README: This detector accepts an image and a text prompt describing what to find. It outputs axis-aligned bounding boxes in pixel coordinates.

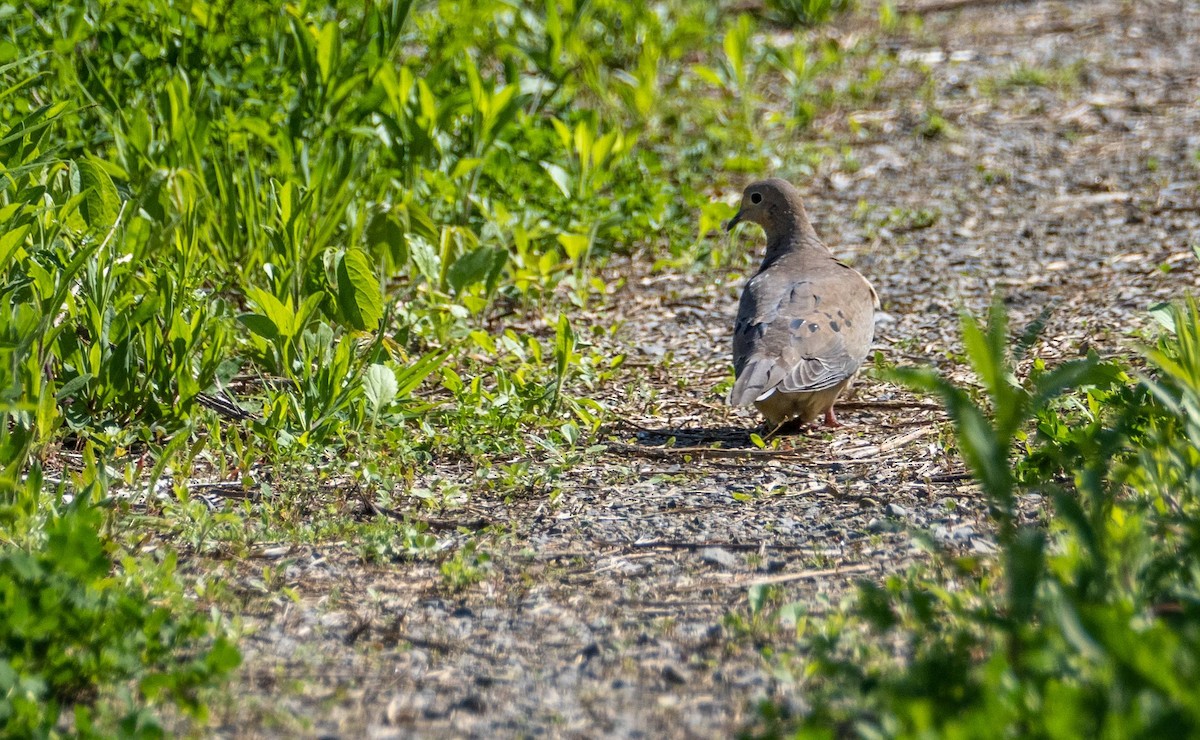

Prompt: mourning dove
[726,178,877,430]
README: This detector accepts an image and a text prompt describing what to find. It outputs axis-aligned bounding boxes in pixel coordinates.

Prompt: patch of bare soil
[217,1,1200,736]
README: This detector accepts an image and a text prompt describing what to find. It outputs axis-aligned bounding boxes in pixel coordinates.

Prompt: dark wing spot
[837,309,846,318]
[830,321,841,332]
[844,318,853,328]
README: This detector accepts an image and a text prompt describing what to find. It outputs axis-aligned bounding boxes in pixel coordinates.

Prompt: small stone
[885,503,908,518]
[700,547,739,569]
[319,611,351,629]
[385,694,416,725]
[760,558,787,573]
[456,693,487,713]
[972,538,998,554]
[662,663,688,685]
[951,524,976,542]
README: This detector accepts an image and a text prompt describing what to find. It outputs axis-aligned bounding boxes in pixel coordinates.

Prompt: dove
[726,178,877,430]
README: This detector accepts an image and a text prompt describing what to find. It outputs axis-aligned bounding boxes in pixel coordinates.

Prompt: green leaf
[244,287,294,338]
[0,223,29,269]
[205,636,243,673]
[890,365,1014,508]
[363,364,399,414]
[364,211,408,271]
[1031,358,1117,411]
[447,246,506,296]
[747,583,772,617]
[237,313,279,341]
[541,161,572,198]
[71,158,122,231]
[408,234,440,284]
[557,232,591,264]
[449,157,483,181]
[1006,527,1045,624]
[1149,302,1177,333]
[335,248,383,330]
[394,351,447,398]
[54,373,93,400]
[316,21,339,85]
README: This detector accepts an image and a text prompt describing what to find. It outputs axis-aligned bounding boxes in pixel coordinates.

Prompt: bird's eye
[750,192,762,204]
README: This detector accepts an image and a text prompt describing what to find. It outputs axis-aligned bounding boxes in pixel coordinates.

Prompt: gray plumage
[726,178,877,428]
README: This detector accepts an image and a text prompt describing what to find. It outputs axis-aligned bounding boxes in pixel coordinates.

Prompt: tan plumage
[726,178,877,429]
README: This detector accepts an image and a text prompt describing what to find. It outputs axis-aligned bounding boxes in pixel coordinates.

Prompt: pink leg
[823,406,842,428]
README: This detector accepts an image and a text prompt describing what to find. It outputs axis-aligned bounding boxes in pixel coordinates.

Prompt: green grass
[1,0,884,729]
[744,300,1200,737]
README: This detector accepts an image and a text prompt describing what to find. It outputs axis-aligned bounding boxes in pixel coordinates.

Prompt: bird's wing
[729,261,874,406]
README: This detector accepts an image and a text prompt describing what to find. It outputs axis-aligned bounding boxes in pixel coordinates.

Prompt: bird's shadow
[610,424,759,449]
[607,417,822,449]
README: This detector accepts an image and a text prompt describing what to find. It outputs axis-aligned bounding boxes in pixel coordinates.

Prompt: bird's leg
[823,406,842,428]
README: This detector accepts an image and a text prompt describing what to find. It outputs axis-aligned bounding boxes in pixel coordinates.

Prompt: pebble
[699,547,739,569]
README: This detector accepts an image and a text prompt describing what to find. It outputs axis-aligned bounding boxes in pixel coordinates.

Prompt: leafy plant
[766,0,856,27]
[752,299,1200,738]
[0,489,240,736]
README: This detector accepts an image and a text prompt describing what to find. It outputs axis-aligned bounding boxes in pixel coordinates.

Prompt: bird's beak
[725,210,743,232]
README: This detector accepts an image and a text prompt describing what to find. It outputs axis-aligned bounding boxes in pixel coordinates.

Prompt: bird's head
[725,178,815,244]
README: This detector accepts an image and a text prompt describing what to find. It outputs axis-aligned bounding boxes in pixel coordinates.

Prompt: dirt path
[219,1,1200,736]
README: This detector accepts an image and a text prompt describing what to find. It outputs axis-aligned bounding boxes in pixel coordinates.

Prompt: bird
[725,178,877,431]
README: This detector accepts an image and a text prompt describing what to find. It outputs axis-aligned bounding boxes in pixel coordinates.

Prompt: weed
[755,299,1200,736]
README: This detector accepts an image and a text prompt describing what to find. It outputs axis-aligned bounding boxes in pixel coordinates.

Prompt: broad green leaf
[73,158,121,231]
[335,248,383,330]
[365,211,408,270]
[363,363,399,414]
[949,393,1013,505]
[1149,302,1177,333]
[287,13,317,82]
[723,17,749,88]
[557,233,590,264]
[237,312,279,341]
[408,234,440,283]
[747,583,768,616]
[447,246,505,295]
[449,157,483,181]
[1032,358,1118,411]
[245,287,294,338]
[573,120,593,161]
[204,637,243,673]
[691,65,724,87]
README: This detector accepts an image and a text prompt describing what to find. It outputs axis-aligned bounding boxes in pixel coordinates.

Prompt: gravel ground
[216,1,1200,736]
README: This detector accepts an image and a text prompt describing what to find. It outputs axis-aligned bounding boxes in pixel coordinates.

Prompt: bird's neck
[762,216,826,263]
